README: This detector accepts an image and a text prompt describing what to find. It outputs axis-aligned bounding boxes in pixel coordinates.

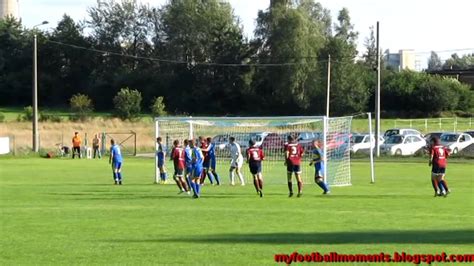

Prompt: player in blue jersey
[156,137,168,184]
[109,139,123,185]
[201,137,221,185]
[309,140,330,194]
[189,139,204,198]
[183,139,193,193]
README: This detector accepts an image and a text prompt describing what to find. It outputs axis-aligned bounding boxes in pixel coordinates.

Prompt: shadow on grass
[51,192,429,200]
[109,230,474,245]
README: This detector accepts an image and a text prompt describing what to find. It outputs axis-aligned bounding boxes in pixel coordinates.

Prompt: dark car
[261,133,285,151]
[424,132,445,142]
[464,130,474,138]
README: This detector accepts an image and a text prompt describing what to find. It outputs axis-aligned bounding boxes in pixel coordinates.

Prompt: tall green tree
[427,51,442,70]
[0,17,32,105]
[86,0,157,109]
[40,15,95,106]
[442,53,474,70]
[253,0,327,113]
[159,0,251,114]
[321,8,369,115]
[362,26,377,70]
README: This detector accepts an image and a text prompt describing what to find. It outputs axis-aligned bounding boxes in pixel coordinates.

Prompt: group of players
[155,134,331,199]
[107,134,452,198]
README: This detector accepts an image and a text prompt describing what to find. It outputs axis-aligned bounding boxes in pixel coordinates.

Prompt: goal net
[154,116,352,186]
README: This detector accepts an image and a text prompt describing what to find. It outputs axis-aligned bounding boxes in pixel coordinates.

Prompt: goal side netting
[154,116,352,186]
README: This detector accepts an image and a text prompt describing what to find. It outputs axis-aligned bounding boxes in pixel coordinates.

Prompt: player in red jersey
[285,134,304,197]
[429,137,450,197]
[246,139,265,197]
[171,139,189,194]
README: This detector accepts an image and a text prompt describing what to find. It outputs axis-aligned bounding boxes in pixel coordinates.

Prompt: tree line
[0,0,472,117]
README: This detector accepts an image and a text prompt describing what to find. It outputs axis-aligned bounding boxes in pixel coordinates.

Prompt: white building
[0,0,19,19]
[385,49,416,71]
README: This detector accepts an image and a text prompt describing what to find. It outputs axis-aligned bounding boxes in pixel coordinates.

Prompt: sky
[17,0,474,68]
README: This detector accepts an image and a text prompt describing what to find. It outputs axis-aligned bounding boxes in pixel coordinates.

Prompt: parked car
[212,132,251,150]
[380,134,426,156]
[350,134,385,154]
[464,130,474,138]
[383,128,423,139]
[440,132,473,154]
[260,133,285,151]
[249,132,269,147]
[296,132,322,151]
[423,132,445,142]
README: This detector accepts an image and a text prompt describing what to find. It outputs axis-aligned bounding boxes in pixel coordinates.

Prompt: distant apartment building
[0,0,19,19]
[385,49,416,71]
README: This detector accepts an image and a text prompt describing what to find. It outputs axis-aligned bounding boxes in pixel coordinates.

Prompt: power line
[414,48,474,55]
[45,39,357,67]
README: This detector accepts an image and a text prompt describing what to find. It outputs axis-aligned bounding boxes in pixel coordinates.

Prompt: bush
[113,87,142,120]
[70,93,94,121]
[39,112,62,122]
[150,96,167,117]
[0,112,5,122]
[17,106,33,122]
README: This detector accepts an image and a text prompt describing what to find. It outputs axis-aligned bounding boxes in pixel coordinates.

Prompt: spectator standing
[72,132,82,159]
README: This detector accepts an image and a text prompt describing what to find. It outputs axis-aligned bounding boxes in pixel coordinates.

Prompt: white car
[380,134,426,156]
[440,133,473,154]
[249,132,269,147]
[383,128,423,139]
[350,134,385,154]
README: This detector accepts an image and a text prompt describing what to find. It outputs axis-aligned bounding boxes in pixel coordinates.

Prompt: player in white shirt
[220,136,245,186]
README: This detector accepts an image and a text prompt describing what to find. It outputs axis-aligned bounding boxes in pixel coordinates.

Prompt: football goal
[154,116,352,186]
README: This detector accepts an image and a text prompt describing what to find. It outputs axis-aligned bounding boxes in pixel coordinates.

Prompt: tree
[0,17,33,106]
[86,0,156,109]
[362,26,377,70]
[41,15,95,106]
[159,0,251,114]
[252,0,327,113]
[320,8,369,115]
[70,93,94,121]
[427,51,442,71]
[113,87,142,120]
[442,53,474,70]
[150,96,167,117]
[334,8,358,44]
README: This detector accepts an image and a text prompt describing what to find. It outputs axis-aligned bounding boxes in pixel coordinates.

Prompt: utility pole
[32,21,48,152]
[326,54,331,118]
[375,21,381,157]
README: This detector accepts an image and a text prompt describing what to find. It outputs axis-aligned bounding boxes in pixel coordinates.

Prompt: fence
[393,117,473,133]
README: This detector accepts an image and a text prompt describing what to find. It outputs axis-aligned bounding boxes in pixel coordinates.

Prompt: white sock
[237,171,245,185]
[230,171,235,185]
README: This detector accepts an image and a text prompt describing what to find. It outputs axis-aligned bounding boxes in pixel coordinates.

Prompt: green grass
[0,157,473,264]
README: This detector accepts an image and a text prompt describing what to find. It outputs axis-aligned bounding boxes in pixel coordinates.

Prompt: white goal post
[154,116,353,186]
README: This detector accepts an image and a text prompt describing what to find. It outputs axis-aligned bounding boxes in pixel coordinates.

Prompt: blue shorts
[314,164,325,178]
[432,165,446,175]
[203,160,210,168]
[112,161,122,170]
[210,157,217,170]
[185,165,192,175]
[192,166,203,178]
[157,153,164,167]
[158,158,164,168]
[287,164,301,174]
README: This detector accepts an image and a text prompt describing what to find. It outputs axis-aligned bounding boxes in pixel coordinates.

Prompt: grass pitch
[0,157,473,265]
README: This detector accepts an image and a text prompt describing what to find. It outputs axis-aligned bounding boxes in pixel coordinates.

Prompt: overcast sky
[18,0,474,67]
